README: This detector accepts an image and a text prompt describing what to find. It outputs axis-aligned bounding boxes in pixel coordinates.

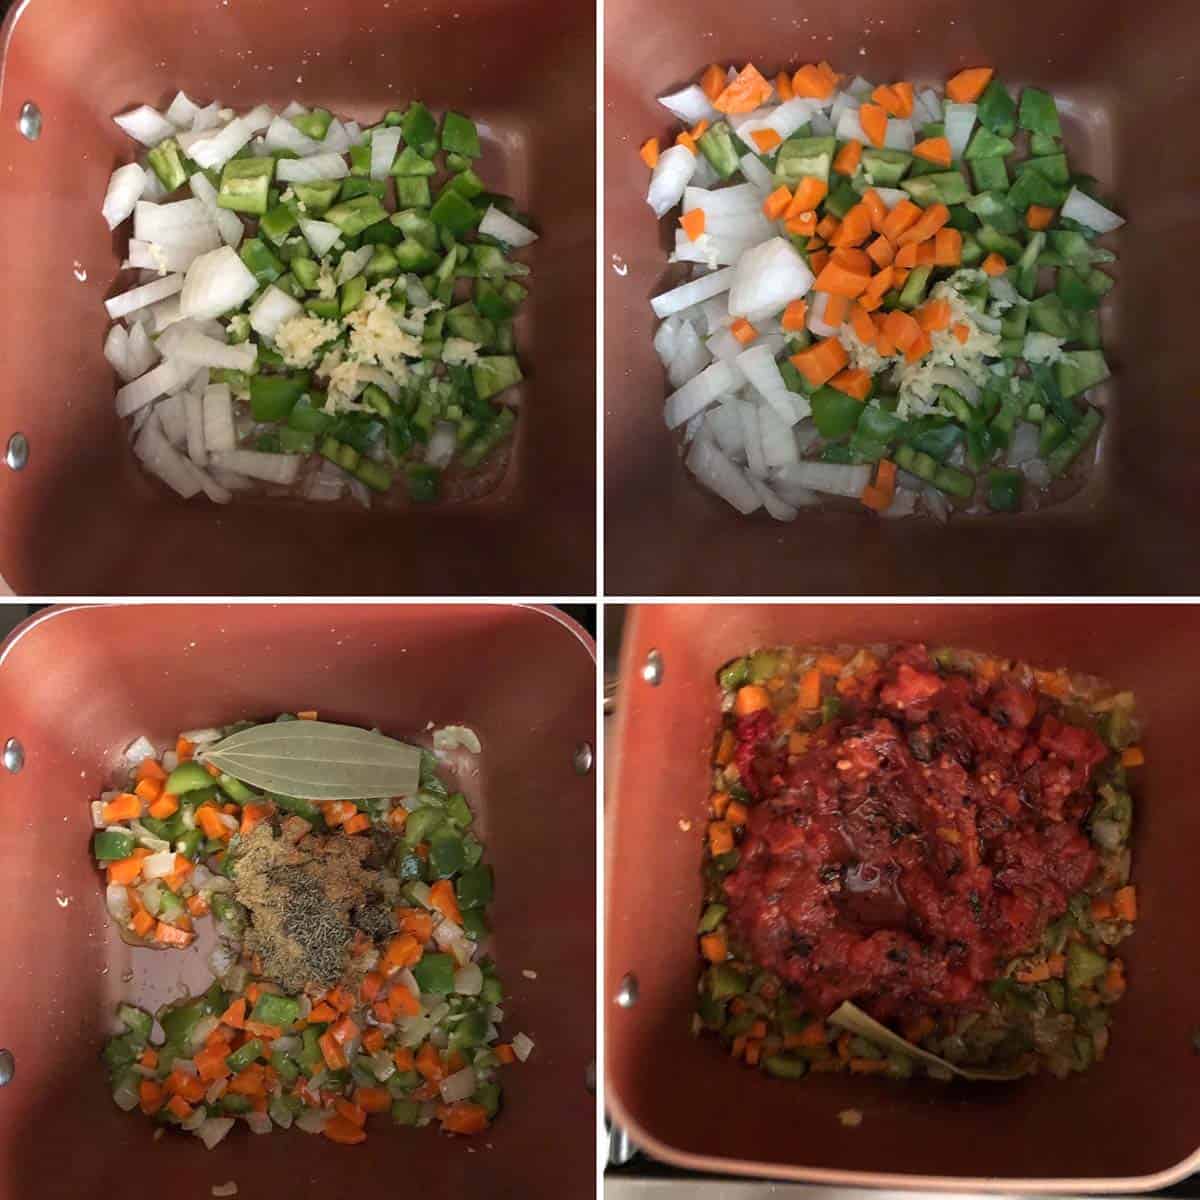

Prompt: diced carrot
[785,211,817,237]
[917,298,952,332]
[913,136,952,168]
[154,921,194,948]
[360,973,384,1006]
[416,1041,446,1083]
[243,1020,282,1040]
[710,791,730,818]
[725,801,748,827]
[781,300,809,332]
[139,1079,165,1115]
[700,932,727,962]
[107,856,145,886]
[823,293,851,327]
[946,67,994,104]
[832,139,862,176]
[829,367,870,401]
[204,762,222,778]
[700,63,728,102]
[147,791,179,820]
[934,227,963,267]
[495,1042,517,1065]
[136,757,167,783]
[830,203,872,248]
[952,322,971,344]
[429,878,463,925]
[174,737,195,762]
[744,1039,763,1066]
[708,820,734,856]
[1024,203,1055,231]
[858,102,887,148]
[714,63,774,114]
[798,668,821,710]
[859,265,895,311]
[849,1057,889,1074]
[905,331,933,362]
[679,207,706,242]
[789,176,828,213]
[397,907,434,944]
[789,337,848,388]
[849,303,877,345]
[808,249,830,275]
[354,1086,391,1115]
[342,813,371,835]
[791,61,840,100]
[897,203,950,247]
[239,802,271,836]
[762,185,792,220]
[1091,897,1116,920]
[894,242,918,269]
[102,792,142,823]
[322,1115,367,1145]
[690,119,710,141]
[319,1031,348,1071]
[1015,961,1052,984]
[130,909,155,937]
[1104,960,1127,999]
[195,803,231,840]
[321,800,356,828]
[871,84,901,117]
[308,1001,337,1024]
[133,777,162,805]
[981,252,1008,277]
[916,236,941,266]
[865,235,894,269]
[388,983,421,1017]
[1048,953,1066,978]
[881,199,922,243]
[860,189,888,232]
[730,317,757,345]
[639,138,659,169]
[166,1068,207,1103]
[883,309,922,352]
[813,260,871,299]
[1121,746,1144,768]
[1114,885,1138,921]
[734,685,770,716]
[440,1101,490,1136]
[194,1045,231,1082]
[815,213,840,241]
[750,127,783,153]
[675,130,697,155]
[893,81,915,117]
[381,933,423,974]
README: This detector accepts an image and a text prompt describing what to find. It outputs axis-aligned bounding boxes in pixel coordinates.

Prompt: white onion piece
[671,231,754,268]
[1007,421,1041,466]
[478,205,538,248]
[432,725,482,753]
[241,103,276,134]
[249,285,302,341]
[297,218,341,257]
[246,1111,272,1135]
[276,153,349,183]
[847,76,874,99]
[134,416,202,496]
[164,91,201,128]
[114,104,176,147]
[653,318,680,368]
[806,290,840,340]
[735,344,787,405]
[295,1108,328,1135]
[173,330,258,372]
[188,117,252,169]
[658,84,717,125]
[706,401,746,459]
[188,172,243,248]
[756,401,800,469]
[142,849,177,879]
[149,295,183,331]
[268,1098,295,1130]
[651,267,734,319]
[705,325,744,363]
[126,235,216,274]
[737,98,817,151]
[924,366,980,407]
[368,126,402,178]
[944,103,977,161]
[281,100,308,119]
[885,118,914,152]
[336,245,374,285]
[439,1066,477,1104]
[774,460,871,498]
[1061,187,1125,234]
[320,118,351,154]
[102,163,147,229]
[191,101,222,133]
[106,884,132,923]
[808,109,834,136]
[264,115,321,157]
[184,388,206,465]
[453,963,484,995]
[879,486,918,518]
[666,321,710,389]
[727,238,813,318]
[738,153,775,196]
[915,88,943,124]
[208,450,301,485]
[646,144,697,218]
[512,1032,535,1062]
[197,1117,235,1150]
[433,918,474,966]
[739,400,766,478]
[105,273,184,320]
[870,186,908,210]
[116,359,189,417]
[686,435,762,514]
[425,421,457,468]
[126,323,159,377]
[1023,331,1064,364]
[749,474,799,520]
[124,735,157,764]
[664,359,738,429]
[180,247,258,320]
[133,198,215,244]
[835,105,868,144]
[103,325,133,381]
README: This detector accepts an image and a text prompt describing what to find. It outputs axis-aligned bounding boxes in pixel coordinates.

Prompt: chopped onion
[749,475,798,521]
[208,449,301,485]
[249,285,302,341]
[127,322,159,377]
[173,330,258,372]
[884,118,914,152]
[184,388,206,465]
[368,126,402,179]
[298,218,341,257]
[105,273,184,321]
[924,366,980,408]
[1007,421,1041,466]
[124,735,157,764]
[269,1098,295,1130]
[685,435,761,514]
[191,101,223,133]
[736,98,816,150]
[102,163,148,230]
[512,1032,534,1062]
[142,849,177,879]
[264,115,321,157]
[657,84,716,125]
[134,418,203,496]
[1061,186,1125,234]
[188,172,243,247]
[276,153,349,183]
[432,725,482,753]
[180,247,259,320]
[738,400,766,478]
[164,90,201,129]
[872,186,908,210]
[320,118,351,154]
[197,1117,235,1150]
[245,1110,272,1135]
[433,917,474,966]
[756,402,799,469]
[188,117,252,169]
[664,359,738,429]
[944,103,977,161]
[705,400,746,459]
[139,881,163,916]
[106,883,132,923]
[808,109,834,136]
[478,205,538,248]
[114,104,176,147]
[125,232,219,273]
[116,359,190,417]
[202,383,236,452]
[728,238,813,318]
[1021,458,1051,489]
[914,88,943,125]
[425,421,457,468]
[666,320,710,388]
[453,962,483,995]
[773,460,871,498]
[439,1065,476,1104]
[646,144,697,218]
[104,325,134,381]
[735,344,787,405]
[922,483,951,522]
[336,245,374,284]
[835,105,868,144]
[806,289,840,339]
[738,153,775,196]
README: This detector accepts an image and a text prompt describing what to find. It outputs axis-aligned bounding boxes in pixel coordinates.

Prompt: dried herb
[202,720,421,800]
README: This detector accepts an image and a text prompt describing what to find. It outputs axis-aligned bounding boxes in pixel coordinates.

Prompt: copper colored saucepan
[0,603,595,1199]
[0,0,595,595]
[604,0,1199,595]
[606,603,1200,1190]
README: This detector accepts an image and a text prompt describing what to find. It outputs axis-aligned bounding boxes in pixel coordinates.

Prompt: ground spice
[232,824,381,993]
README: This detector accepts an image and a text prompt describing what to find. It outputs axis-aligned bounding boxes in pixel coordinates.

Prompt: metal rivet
[585,1059,596,1095]
[17,102,41,141]
[3,739,23,773]
[615,973,638,1008]
[0,1050,13,1086]
[5,434,28,471]
[573,742,593,775]
[641,649,663,686]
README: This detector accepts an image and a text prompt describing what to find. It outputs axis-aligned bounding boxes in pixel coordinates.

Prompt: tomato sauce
[722,645,1107,1021]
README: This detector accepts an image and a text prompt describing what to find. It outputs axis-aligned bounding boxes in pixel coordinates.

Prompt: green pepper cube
[218,158,276,216]
[93,828,135,862]
[441,111,481,158]
[348,143,372,176]
[250,992,301,1028]
[147,138,187,192]
[292,179,340,215]
[430,188,480,236]
[291,108,332,140]
[260,202,299,246]
[412,952,456,994]
[470,355,522,402]
[402,102,438,152]
[250,373,312,422]
[325,195,389,237]
[225,1038,266,1073]
[395,176,431,209]
[456,864,494,910]
[1018,87,1062,138]
[391,145,438,178]
[405,463,441,503]
[239,236,285,285]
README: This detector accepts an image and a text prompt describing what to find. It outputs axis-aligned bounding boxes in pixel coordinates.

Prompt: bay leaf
[200,720,421,800]
[828,1001,1029,1082]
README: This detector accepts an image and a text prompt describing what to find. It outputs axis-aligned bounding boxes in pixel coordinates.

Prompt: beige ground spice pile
[232,824,380,993]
